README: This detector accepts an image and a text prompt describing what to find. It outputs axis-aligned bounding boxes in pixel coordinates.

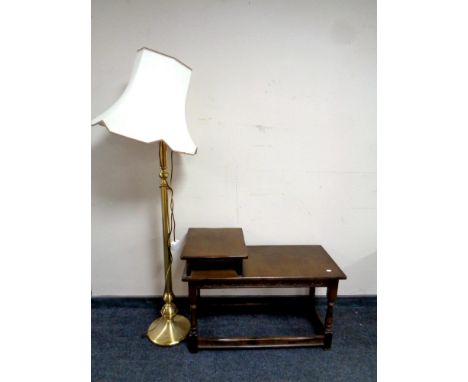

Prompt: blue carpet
[92,297,376,381]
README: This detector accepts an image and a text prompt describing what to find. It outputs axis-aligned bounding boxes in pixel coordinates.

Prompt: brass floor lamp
[92,48,197,346]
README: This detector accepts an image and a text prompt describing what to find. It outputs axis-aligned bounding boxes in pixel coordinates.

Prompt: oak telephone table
[181,229,347,353]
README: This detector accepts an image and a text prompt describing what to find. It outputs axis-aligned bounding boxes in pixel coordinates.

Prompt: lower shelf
[197,335,326,349]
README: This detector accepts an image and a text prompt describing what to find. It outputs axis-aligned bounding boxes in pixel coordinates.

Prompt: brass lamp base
[147,292,190,346]
[147,314,190,346]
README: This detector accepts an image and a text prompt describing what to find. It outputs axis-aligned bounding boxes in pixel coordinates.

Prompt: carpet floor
[92,297,376,382]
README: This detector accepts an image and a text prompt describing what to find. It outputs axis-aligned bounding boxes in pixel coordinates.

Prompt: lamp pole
[147,141,190,346]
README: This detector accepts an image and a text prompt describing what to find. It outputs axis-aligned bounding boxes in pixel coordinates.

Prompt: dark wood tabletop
[181,228,248,260]
[183,245,347,283]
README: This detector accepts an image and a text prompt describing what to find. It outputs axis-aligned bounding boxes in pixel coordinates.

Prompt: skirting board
[92,295,377,309]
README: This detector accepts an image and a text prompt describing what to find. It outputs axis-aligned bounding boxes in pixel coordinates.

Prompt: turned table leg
[309,286,325,335]
[188,283,199,353]
[324,280,338,349]
[309,286,316,303]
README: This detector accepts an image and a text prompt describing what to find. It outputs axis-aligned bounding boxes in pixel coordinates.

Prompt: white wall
[92,0,376,296]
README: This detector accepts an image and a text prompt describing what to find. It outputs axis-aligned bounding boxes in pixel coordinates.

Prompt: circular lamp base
[147,314,191,346]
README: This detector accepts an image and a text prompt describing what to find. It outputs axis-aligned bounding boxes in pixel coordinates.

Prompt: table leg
[309,286,325,335]
[188,283,199,353]
[324,280,338,349]
[309,286,316,304]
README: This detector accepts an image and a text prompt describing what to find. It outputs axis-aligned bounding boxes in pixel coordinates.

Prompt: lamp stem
[146,141,190,346]
[158,141,173,296]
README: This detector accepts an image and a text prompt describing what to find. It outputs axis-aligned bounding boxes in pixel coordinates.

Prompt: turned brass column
[147,141,190,346]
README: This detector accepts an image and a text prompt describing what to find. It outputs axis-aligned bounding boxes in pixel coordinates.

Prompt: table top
[182,245,347,282]
[181,228,248,260]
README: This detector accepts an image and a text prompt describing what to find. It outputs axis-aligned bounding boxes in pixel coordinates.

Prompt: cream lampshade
[92,47,197,154]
